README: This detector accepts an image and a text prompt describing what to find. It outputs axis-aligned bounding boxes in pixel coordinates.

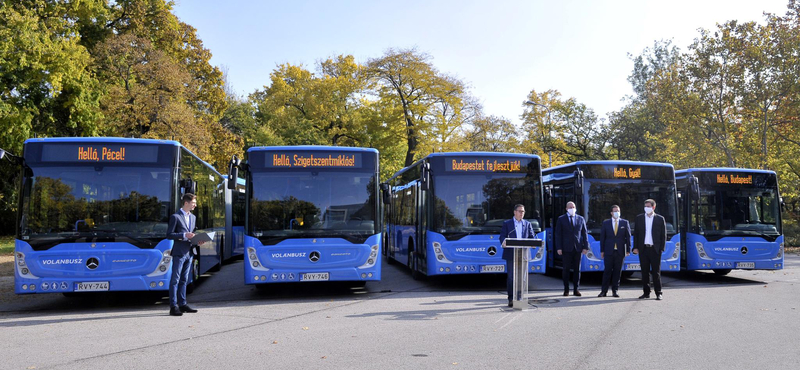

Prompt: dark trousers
[506,270,513,302]
[169,253,192,308]
[601,251,625,293]
[561,251,582,290]
[638,246,662,294]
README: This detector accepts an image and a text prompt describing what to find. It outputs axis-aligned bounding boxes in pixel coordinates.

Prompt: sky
[172,0,791,125]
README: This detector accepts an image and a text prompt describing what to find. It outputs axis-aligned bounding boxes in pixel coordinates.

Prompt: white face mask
[567,208,576,216]
[612,211,620,219]
[644,207,653,215]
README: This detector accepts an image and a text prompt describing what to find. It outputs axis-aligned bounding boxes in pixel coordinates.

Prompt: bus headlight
[669,242,680,261]
[585,249,600,261]
[248,247,270,272]
[431,242,453,264]
[696,242,712,260]
[15,252,39,279]
[775,243,784,259]
[147,249,173,277]
[359,245,380,269]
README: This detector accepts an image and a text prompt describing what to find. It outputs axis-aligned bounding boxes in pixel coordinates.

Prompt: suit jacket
[167,210,197,257]
[499,218,535,261]
[554,213,588,253]
[633,213,667,253]
[599,218,631,255]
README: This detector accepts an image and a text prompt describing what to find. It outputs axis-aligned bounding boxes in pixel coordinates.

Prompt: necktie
[614,220,618,250]
[570,216,574,226]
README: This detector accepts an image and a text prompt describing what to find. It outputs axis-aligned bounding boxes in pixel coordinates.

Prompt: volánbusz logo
[42,258,83,265]
[271,252,307,258]
[455,247,486,252]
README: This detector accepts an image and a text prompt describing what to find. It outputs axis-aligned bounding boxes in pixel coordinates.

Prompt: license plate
[625,264,641,271]
[300,272,329,281]
[480,265,505,273]
[737,262,755,269]
[74,282,109,292]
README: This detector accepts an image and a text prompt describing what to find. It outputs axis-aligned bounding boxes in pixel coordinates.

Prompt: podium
[505,238,543,310]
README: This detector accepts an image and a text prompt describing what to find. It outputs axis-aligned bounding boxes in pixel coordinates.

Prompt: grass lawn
[0,235,14,255]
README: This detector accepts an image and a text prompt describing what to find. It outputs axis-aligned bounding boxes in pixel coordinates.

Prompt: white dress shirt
[514,219,524,238]
[180,208,192,241]
[644,213,654,245]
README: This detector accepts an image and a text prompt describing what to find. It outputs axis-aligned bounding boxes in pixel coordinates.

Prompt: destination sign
[267,153,362,168]
[40,144,159,163]
[715,173,753,185]
[580,164,673,180]
[614,167,642,179]
[446,158,527,173]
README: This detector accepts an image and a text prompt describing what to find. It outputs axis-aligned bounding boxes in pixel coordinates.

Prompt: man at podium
[499,204,536,307]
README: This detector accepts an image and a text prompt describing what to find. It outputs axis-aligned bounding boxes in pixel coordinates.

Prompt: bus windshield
[249,171,377,244]
[19,166,172,250]
[586,180,677,236]
[695,187,781,237]
[431,174,542,239]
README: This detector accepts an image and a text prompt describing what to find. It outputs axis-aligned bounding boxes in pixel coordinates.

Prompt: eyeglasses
[515,210,525,213]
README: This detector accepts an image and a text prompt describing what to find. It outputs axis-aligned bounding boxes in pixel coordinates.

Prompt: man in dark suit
[554,201,588,296]
[167,193,199,316]
[499,204,536,307]
[632,198,667,300]
[598,205,631,297]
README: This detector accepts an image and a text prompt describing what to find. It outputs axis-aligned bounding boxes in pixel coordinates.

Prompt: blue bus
[543,161,680,274]
[382,152,546,280]
[223,175,246,261]
[9,137,234,295]
[676,168,784,274]
[234,146,381,286]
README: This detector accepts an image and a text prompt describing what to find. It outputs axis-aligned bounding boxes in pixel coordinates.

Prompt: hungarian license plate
[737,262,755,269]
[625,263,641,271]
[74,282,109,292]
[480,265,505,273]
[300,272,330,281]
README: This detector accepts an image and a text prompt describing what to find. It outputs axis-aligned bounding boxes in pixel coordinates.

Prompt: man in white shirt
[632,199,667,300]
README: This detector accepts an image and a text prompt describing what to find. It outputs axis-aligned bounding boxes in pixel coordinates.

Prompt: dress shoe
[656,293,663,300]
[612,291,620,298]
[573,290,582,297]
[563,289,569,296]
[179,305,198,313]
[169,307,183,316]
[638,293,650,299]
[597,292,607,297]
[508,301,513,308]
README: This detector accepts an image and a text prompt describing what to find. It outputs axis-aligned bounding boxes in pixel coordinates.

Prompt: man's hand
[581,249,588,255]
[198,240,208,246]
[501,240,506,248]
[557,250,562,256]
[185,232,195,240]
[601,252,604,259]
[632,248,638,255]
[626,252,630,257]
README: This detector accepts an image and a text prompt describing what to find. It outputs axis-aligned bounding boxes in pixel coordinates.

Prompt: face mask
[567,208,576,216]
[644,207,653,215]
[612,212,620,219]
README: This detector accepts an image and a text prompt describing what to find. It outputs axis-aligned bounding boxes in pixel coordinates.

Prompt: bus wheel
[187,257,200,294]
[351,280,367,288]
[621,271,634,279]
[714,269,731,276]
[408,244,424,281]
[209,237,223,272]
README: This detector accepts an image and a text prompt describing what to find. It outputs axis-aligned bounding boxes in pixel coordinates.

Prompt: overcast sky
[173,0,791,124]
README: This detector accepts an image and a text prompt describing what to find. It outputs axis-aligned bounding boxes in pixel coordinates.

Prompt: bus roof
[676,167,777,176]
[386,152,541,182]
[247,145,378,154]
[24,137,181,146]
[543,160,674,173]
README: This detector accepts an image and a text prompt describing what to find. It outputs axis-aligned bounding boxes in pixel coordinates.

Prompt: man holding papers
[166,193,204,316]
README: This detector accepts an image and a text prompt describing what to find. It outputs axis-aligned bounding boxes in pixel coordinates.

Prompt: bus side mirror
[420,162,431,191]
[545,186,553,206]
[574,170,583,195]
[780,197,785,212]
[690,176,700,198]
[227,155,241,190]
[380,183,391,205]
[181,179,197,194]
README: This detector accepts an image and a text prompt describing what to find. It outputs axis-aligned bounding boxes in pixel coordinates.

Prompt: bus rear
[14,138,179,294]
[677,169,783,274]
[241,147,381,285]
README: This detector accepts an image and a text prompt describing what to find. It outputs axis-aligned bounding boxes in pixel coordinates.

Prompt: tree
[464,115,519,152]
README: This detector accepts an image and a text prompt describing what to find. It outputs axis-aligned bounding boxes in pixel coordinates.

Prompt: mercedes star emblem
[487,246,497,256]
[86,257,99,270]
[309,251,321,262]
[741,246,748,255]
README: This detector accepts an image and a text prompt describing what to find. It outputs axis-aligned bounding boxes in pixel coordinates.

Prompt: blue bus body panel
[14,239,174,294]
[684,234,784,270]
[425,231,547,276]
[244,234,381,284]
[231,226,245,258]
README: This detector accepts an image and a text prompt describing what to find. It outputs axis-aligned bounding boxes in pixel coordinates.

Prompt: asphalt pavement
[1,256,798,370]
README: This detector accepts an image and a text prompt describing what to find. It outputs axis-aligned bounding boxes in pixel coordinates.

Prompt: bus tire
[187,257,200,294]
[209,236,222,272]
[621,271,634,279]
[351,280,367,288]
[408,240,424,281]
[713,269,731,276]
